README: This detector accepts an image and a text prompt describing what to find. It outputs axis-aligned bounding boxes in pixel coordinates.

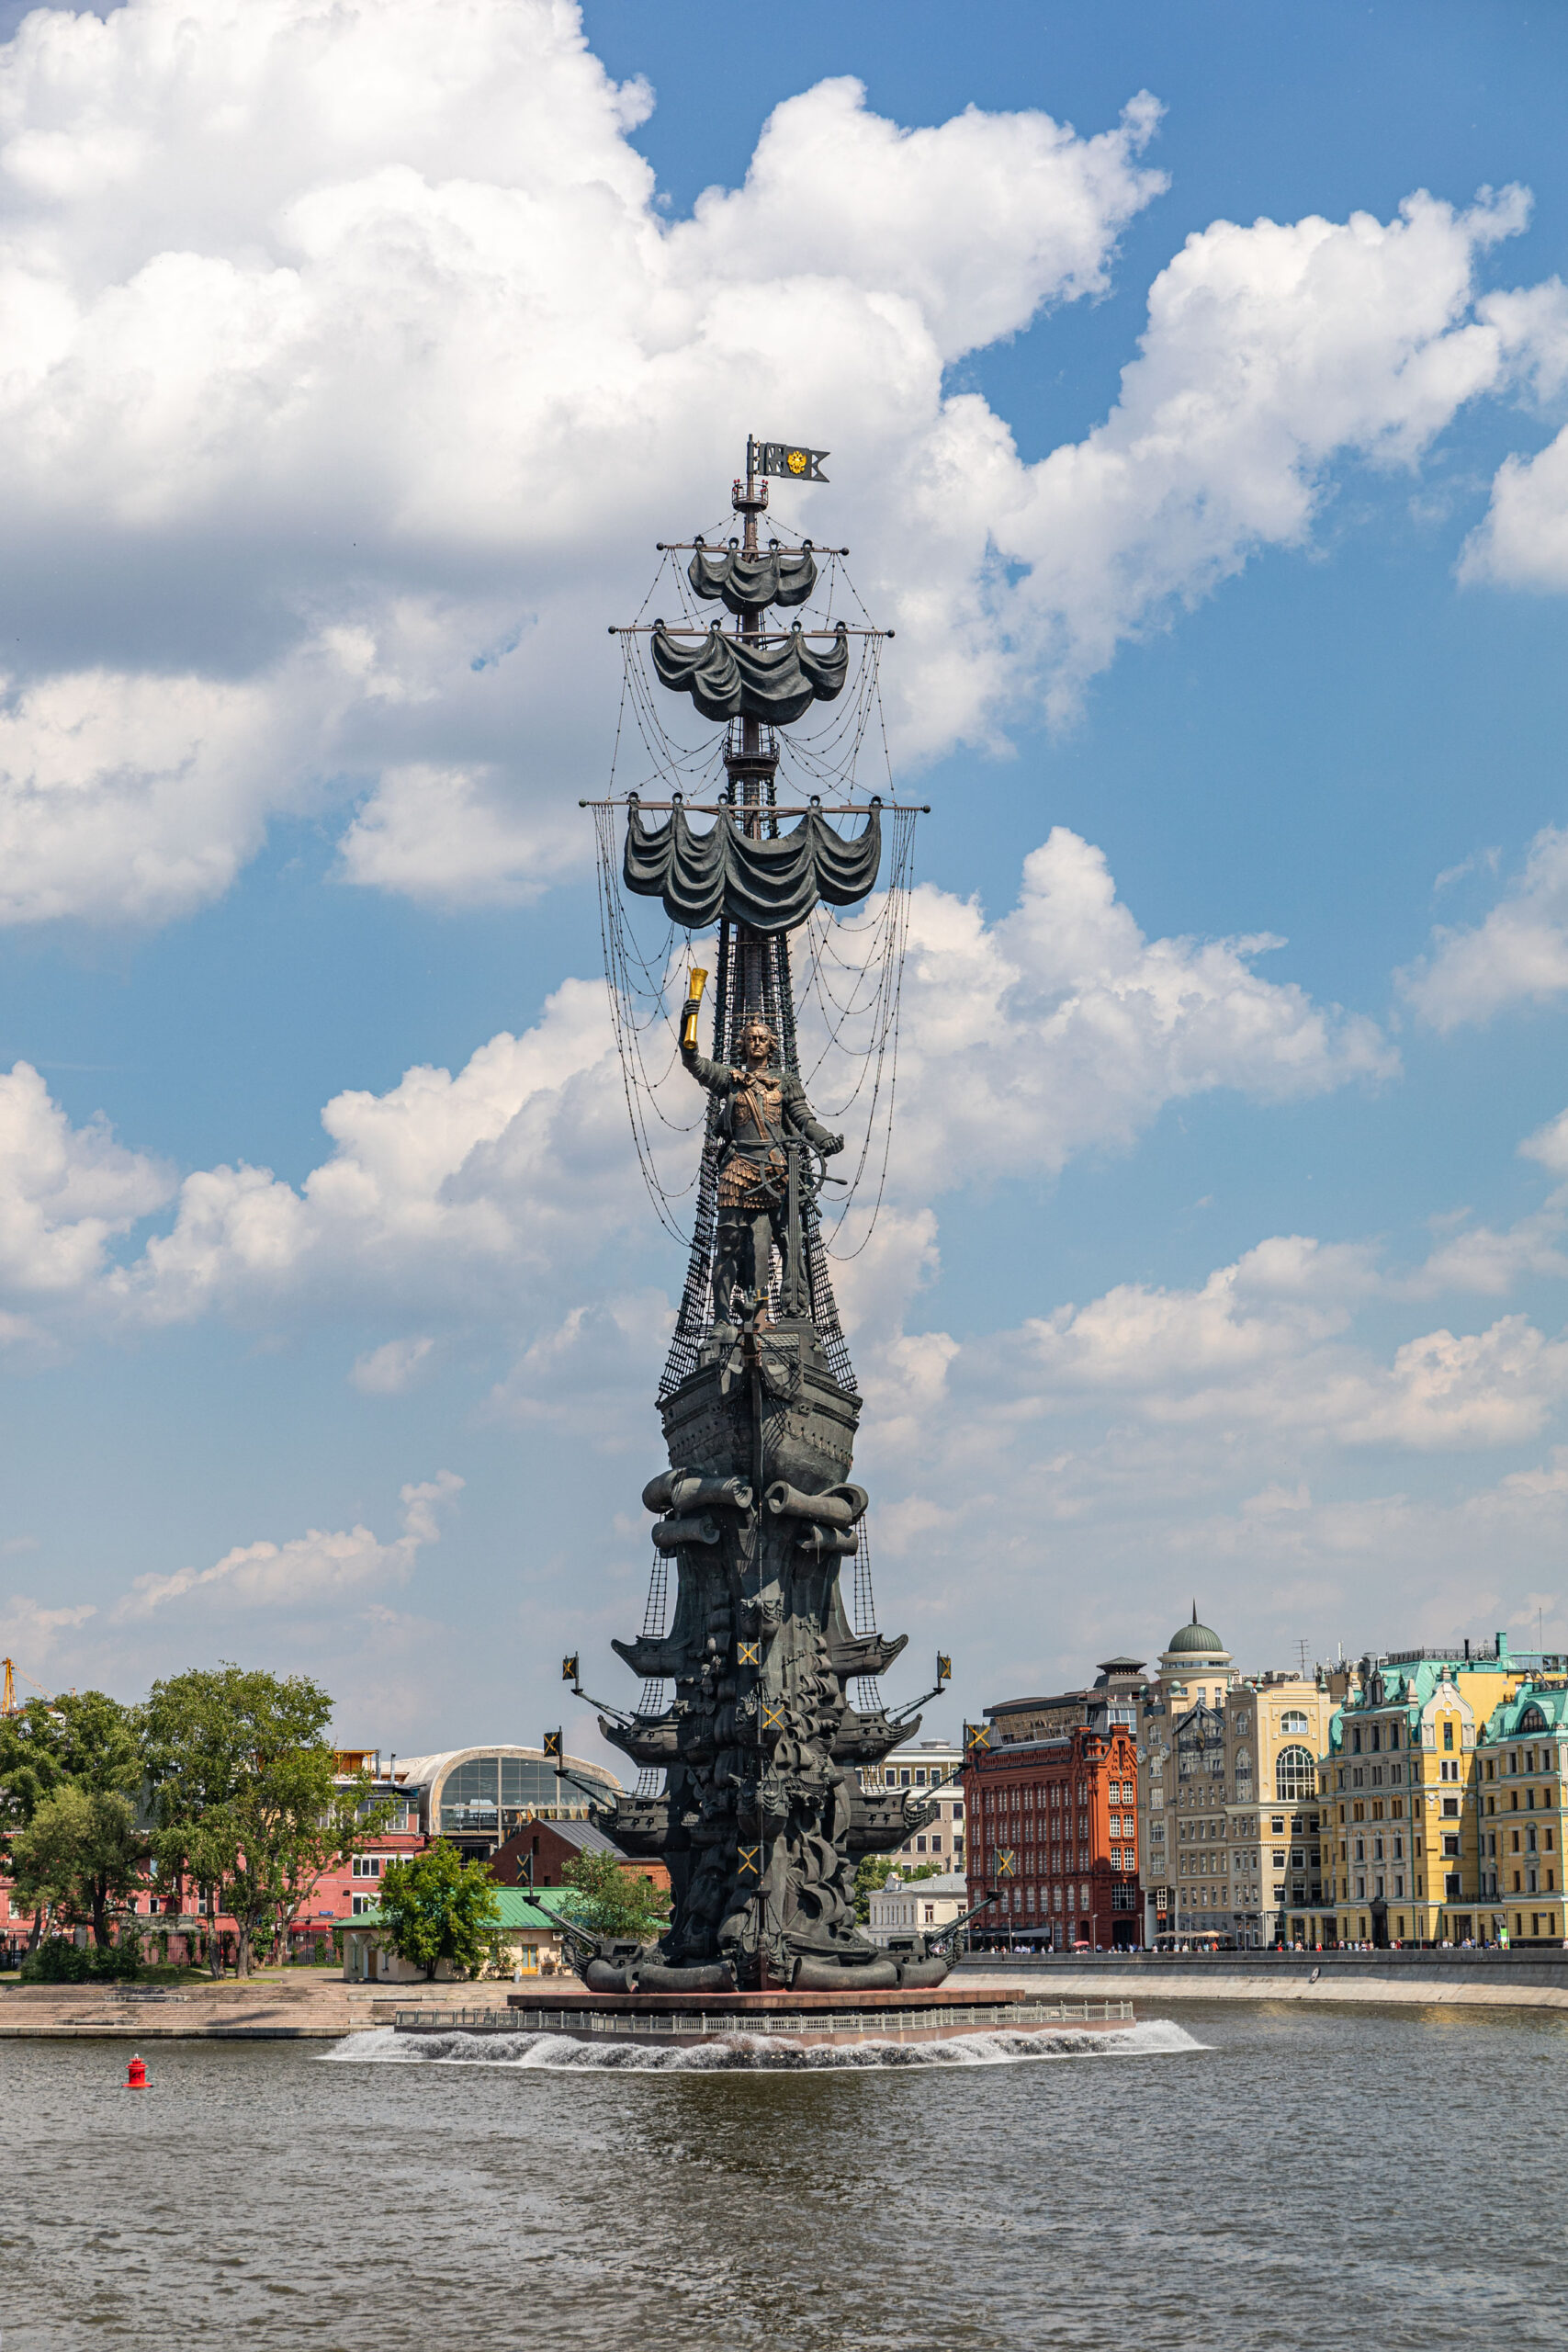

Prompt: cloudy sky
[5,0,1568,1762]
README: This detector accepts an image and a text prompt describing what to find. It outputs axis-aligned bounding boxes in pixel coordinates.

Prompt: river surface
[4,2001,1565,2349]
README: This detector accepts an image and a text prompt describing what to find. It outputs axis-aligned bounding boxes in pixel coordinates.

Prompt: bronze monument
[570,440,972,1996]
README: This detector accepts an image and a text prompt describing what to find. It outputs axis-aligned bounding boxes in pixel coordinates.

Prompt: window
[352,1855,385,1879]
[350,1893,378,1916]
[437,1753,606,1835]
[1442,1798,1459,1819]
[1280,1710,1309,1735]
[1277,1748,1317,1804]
[1442,1720,1455,1752]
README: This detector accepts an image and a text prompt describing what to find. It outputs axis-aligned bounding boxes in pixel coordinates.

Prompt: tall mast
[729,435,773,1027]
[581,446,951,1996]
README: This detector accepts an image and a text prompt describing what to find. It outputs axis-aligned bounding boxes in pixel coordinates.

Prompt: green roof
[1481,1684,1568,1743]
[350,1887,577,1930]
[1168,1605,1224,1655]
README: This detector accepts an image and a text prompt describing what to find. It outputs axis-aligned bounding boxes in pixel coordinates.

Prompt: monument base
[378,1984,1142,2048]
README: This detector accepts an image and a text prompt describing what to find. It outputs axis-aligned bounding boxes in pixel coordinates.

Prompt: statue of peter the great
[681,1010,843,1326]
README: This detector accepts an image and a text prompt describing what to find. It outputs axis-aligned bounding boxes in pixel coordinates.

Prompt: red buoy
[126,2055,147,2089]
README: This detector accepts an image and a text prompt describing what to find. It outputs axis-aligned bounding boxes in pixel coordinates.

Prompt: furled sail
[623,799,882,932]
[687,545,818,614]
[651,618,849,725]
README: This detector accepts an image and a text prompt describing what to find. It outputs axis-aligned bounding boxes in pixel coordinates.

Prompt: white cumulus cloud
[0,1059,172,1293]
[1398,825,1568,1029]
[0,0,1550,920]
[0,831,1389,1345]
[351,1334,435,1395]
[117,1469,462,1614]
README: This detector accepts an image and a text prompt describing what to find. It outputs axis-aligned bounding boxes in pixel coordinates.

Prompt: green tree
[0,1689,144,1948]
[559,1849,671,1944]
[9,1785,143,1951]
[142,1664,388,1976]
[376,1842,502,1980]
[852,1855,944,1924]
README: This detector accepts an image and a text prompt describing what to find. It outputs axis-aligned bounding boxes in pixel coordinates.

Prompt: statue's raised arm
[681,1005,842,1327]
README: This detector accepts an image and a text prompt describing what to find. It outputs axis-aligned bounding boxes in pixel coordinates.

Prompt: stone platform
[387,1984,1138,2047]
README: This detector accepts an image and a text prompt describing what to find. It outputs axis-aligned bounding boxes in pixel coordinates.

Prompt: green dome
[1168,1606,1224,1655]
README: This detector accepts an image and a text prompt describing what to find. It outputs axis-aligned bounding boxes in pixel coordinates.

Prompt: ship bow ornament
[574,437,954,1995]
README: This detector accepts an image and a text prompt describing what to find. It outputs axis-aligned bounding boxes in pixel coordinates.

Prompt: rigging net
[593,552,919,1397]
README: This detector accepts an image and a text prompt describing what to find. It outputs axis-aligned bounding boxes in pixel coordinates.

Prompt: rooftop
[881,1871,966,1898]
[1166,1604,1226,1657]
[350,1886,579,1930]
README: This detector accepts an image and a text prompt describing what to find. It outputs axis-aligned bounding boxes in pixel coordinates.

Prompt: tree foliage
[559,1849,671,1943]
[376,1842,502,1980]
[141,1663,386,1975]
[0,1689,144,1946]
[9,1786,143,1951]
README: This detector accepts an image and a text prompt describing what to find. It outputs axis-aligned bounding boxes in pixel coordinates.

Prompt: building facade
[1137,1613,1337,1948]
[865,1870,968,1947]
[984,1660,1146,1749]
[1476,1685,1568,1945]
[856,1738,965,1871]
[342,1885,581,1982]
[1323,1643,1538,1946]
[395,1745,622,1864]
[491,1813,671,1894]
[964,1722,1139,1949]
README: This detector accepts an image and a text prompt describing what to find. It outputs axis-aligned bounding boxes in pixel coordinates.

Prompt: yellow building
[1324,1642,1539,1946]
[1475,1685,1568,1945]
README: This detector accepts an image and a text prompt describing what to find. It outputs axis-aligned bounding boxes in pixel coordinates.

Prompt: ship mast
[576,443,951,1995]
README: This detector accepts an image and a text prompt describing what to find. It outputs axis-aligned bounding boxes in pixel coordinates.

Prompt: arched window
[1276,1745,1315,1802]
[1280,1710,1309,1734]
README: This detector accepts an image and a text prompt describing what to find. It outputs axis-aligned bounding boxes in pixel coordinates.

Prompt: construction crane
[0,1658,51,1717]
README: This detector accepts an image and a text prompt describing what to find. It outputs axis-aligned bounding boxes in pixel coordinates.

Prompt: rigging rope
[595,551,919,1376]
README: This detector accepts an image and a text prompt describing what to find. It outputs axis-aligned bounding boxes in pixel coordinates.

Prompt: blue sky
[6,0,1568,1754]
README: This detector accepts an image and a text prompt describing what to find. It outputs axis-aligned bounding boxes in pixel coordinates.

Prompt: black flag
[754,438,829,483]
[543,1728,562,1759]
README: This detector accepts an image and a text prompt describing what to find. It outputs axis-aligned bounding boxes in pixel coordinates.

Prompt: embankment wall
[955,1947,1568,2009]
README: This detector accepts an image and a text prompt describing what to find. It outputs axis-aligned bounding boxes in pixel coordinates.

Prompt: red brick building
[491,1815,671,1894]
[964,1723,1141,1950]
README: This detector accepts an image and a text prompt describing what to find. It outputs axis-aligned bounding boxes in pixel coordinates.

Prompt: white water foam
[327,2018,1202,2072]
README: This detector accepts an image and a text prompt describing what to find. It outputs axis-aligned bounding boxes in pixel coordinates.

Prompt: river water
[4,2001,1565,2348]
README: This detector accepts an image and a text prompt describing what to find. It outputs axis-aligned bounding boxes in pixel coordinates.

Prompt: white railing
[391,1997,1134,2037]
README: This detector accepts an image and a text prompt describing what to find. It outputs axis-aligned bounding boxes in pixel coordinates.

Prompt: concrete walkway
[954,1951,1568,2010]
[0,1976,469,2038]
[6,1948,1567,2034]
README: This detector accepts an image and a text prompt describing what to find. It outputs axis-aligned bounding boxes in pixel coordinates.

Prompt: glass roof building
[396,1745,621,1858]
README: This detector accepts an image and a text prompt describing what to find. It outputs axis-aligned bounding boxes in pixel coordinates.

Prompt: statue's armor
[684,1047,838,1321]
